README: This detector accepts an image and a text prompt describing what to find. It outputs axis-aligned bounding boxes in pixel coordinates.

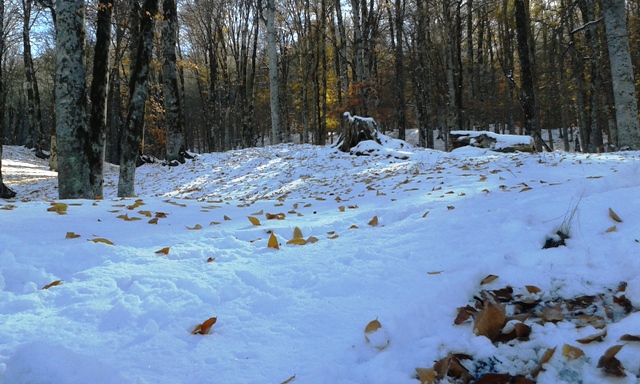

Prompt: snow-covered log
[449,131,536,153]
[336,112,381,152]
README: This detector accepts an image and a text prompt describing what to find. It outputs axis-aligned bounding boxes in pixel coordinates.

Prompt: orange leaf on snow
[562,344,585,361]
[268,233,280,250]
[415,368,436,384]
[155,247,170,255]
[480,275,499,285]
[65,232,81,239]
[191,317,217,335]
[473,301,506,341]
[248,216,261,226]
[89,238,114,245]
[42,280,63,290]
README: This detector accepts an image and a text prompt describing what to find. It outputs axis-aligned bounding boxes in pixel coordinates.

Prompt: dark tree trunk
[23,0,47,157]
[394,0,406,141]
[0,0,13,198]
[514,0,541,150]
[87,0,113,199]
[162,0,185,164]
[118,0,159,197]
[55,0,88,199]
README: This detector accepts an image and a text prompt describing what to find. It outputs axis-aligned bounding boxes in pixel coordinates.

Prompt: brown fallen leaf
[597,345,625,377]
[605,225,617,233]
[338,206,345,212]
[286,238,307,245]
[223,215,231,221]
[65,232,81,239]
[562,344,585,361]
[155,247,170,255]
[42,280,63,290]
[576,329,607,344]
[186,224,203,230]
[155,212,168,218]
[207,257,216,263]
[454,305,477,325]
[473,301,506,341]
[609,208,623,223]
[293,227,303,239]
[415,367,436,384]
[532,346,557,378]
[268,233,279,250]
[368,215,379,227]
[89,238,114,245]
[525,285,541,294]
[248,216,261,226]
[191,317,217,335]
[116,213,142,221]
[148,217,159,224]
[433,355,473,383]
[481,275,499,285]
[266,213,286,220]
[619,334,640,342]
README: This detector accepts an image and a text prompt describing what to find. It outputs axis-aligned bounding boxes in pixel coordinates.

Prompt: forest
[0,0,639,198]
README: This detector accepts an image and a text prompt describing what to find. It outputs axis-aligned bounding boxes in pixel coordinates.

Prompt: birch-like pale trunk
[162,0,185,163]
[603,0,640,150]
[266,0,282,144]
[87,0,112,199]
[118,0,159,197]
[55,0,88,199]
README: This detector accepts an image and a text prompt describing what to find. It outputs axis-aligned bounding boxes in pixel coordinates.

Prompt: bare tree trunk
[87,0,112,199]
[56,0,88,199]
[118,0,159,197]
[162,0,185,163]
[394,0,406,140]
[266,0,282,144]
[23,0,47,157]
[603,0,640,150]
[514,0,542,150]
[0,0,14,198]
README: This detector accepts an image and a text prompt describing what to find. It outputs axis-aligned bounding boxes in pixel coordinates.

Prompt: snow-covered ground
[2,138,640,383]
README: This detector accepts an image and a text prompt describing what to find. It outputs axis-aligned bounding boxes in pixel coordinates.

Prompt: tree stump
[449,131,536,153]
[337,112,381,152]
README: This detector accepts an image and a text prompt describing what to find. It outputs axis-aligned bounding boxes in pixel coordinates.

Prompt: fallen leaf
[155,212,168,218]
[223,215,231,221]
[155,247,170,255]
[368,215,379,226]
[619,334,640,342]
[473,301,506,341]
[365,319,382,334]
[338,206,345,212]
[186,224,203,230]
[597,345,625,377]
[605,225,617,233]
[481,275,499,285]
[525,285,541,294]
[207,257,216,263]
[252,209,264,215]
[306,236,319,244]
[89,238,114,245]
[65,232,81,239]
[280,374,296,384]
[191,317,217,335]
[562,344,585,361]
[266,212,286,220]
[42,280,62,290]
[349,225,358,229]
[576,329,607,344]
[609,208,623,222]
[138,210,152,217]
[293,227,303,239]
[116,213,142,221]
[248,216,261,226]
[422,211,429,218]
[454,305,477,325]
[286,238,307,245]
[47,202,68,214]
[328,234,339,240]
[520,187,532,192]
[148,218,159,224]
[532,346,556,377]
[427,270,443,275]
[268,233,279,250]
[415,367,436,384]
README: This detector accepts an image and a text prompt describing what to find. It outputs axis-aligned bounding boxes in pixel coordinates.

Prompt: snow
[2,141,640,383]
[450,130,535,151]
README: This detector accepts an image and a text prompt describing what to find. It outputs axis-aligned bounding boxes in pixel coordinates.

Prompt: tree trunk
[162,0,185,164]
[118,0,159,197]
[266,0,282,144]
[87,0,112,199]
[394,0,406,141]
[23,0,47,157]
[603,0,640,150]
[55,0,88,199]
[0,0,13,198]
[514,0,541,150]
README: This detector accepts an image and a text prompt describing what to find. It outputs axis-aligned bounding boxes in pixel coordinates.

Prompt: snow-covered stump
[337,112,381,153]
[449,131,536,153]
